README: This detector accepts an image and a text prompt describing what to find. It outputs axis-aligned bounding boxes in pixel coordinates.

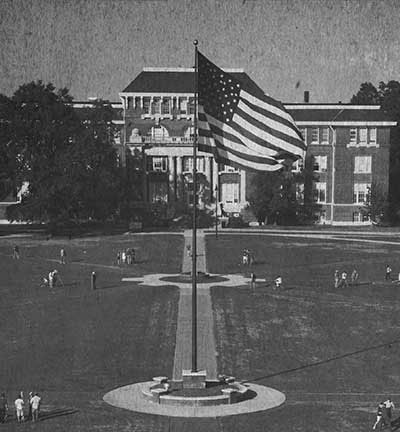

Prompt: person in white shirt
[14,394,24,423]
[30,393,41,422]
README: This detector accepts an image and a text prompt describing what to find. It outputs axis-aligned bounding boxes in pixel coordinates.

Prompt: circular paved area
[103,381,285,417]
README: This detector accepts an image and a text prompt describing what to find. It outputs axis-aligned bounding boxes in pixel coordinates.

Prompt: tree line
[1,79,400,228]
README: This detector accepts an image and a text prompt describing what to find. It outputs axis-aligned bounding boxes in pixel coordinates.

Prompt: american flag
[197,52,306,171]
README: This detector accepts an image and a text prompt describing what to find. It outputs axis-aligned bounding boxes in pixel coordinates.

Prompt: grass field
[1,231,400,431]
[207,233,400,431]
[0,233,182,431]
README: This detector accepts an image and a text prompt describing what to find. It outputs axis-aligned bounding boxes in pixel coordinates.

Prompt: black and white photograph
[1,0,400,430]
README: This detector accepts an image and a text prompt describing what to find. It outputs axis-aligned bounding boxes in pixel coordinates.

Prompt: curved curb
[103,381,285,418]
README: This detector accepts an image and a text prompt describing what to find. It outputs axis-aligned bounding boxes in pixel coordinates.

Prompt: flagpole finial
[193,40,198,46]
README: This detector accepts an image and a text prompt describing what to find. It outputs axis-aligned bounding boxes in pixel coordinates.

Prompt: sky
[0,0,400,103]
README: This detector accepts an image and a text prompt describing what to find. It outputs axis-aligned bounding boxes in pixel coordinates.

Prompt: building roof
[121,68,265,96]
[286,105,396,124]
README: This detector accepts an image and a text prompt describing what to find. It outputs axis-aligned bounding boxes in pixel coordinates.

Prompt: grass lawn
[0,233,182,431]
[207,233,400,431]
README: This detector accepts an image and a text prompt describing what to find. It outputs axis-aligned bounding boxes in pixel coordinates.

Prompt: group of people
[373,398,395,430]
[41,269,61,289]
[0,392,41,424]
[334,269,359,288]
[116,248,136,265]
[242,248,255,266]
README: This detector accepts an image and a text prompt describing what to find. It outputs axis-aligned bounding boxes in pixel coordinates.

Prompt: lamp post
[215,185,218,239]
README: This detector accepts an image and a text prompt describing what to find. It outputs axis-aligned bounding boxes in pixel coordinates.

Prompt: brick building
[116,68,396,225]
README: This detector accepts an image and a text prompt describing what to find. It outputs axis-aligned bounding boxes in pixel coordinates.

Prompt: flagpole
[192,39,199,373]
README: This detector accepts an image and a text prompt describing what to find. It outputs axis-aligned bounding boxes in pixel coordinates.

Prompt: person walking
[30,393,41,422]
[373,402,385,430]
[14,393,24,423]
[385,265,392,281]
[334,270,340,288]
[0,393,8,423]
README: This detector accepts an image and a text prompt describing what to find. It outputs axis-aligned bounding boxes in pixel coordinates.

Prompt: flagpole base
[182,369,207,389]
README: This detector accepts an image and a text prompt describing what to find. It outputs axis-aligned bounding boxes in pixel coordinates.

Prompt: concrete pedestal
[182,370,207,389]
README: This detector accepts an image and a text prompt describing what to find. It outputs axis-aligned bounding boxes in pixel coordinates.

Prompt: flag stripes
[197,51,306,171]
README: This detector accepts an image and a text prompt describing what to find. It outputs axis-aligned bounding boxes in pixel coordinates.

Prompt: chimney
[304,91,310,103]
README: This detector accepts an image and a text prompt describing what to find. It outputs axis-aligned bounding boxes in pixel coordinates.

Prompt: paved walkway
[172,230,218,381]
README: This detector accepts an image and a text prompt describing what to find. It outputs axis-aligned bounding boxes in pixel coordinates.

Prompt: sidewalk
[172,230,218,381]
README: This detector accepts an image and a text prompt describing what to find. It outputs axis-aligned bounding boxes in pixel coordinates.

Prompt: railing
[127,136,194,145]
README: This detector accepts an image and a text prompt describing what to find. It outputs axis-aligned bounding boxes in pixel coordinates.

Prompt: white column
[212,160,218,194]
[168,156,175,200]
[240,170,246,204]
[140,96,143,109]
[205,157,211,184]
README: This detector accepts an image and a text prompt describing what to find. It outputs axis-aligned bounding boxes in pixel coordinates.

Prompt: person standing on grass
[334,270,340,288]
[12,245,20,259]
[339,271,348,288]
[250,273,256,291]
[14,393,24,423]
[383,398,395,430]
[351,268,359,285]
[274,276,282,289]
[27,392,33,421]
[386,265,392,281]
[116,251,121,265]
[30,393,41,423]
[0,393,8,423]
[60,248,66,264]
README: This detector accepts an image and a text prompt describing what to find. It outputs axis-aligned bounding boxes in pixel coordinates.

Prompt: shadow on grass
[245,338,400,384]
[39,408,79,422]
[391,416,400,431]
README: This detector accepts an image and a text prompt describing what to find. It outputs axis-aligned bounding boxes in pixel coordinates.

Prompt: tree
[1,81,121,224]
[360,182,389,224]
[350,82,381,104]
[351,80,400,224]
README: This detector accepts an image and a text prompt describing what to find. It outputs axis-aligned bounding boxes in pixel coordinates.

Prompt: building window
[149,126,169,141]
[148,156,168,172]
[183,156,205,173]
[220,164,239,173]
[298,128,306,142]
[348,127,378,147]
[151,97,161,115]
[221,182,239,204]
[184,126,195,142]
[188,97,195,115]
[359,127,367,143]
[321,127,329,144]
[292,158,303,172]
[350,128,357,143]
[143,97,151,114]
[353,183,370,204]
[311,128,319,144]
[313,155,327,172]
[134,97,141,109]
[149,182,168,203]
[179,97,187,114]
[161,98,170,115]
[370,128,377,144]
[354,156,371,173]
[127,97,133,109]
[313,182,326,203]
